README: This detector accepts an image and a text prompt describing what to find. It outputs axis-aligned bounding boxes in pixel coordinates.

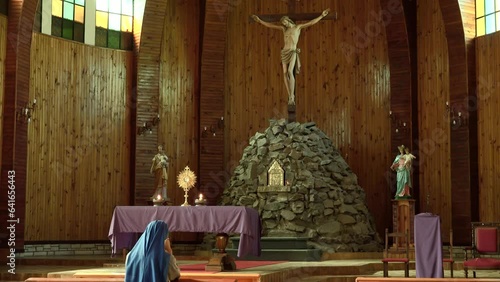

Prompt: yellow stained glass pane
[477,17,486,36]
[52,0,63,17]
[121,15,132,32]
[96,11,108,28]
[75,4,84,23]
[477,0,484,18]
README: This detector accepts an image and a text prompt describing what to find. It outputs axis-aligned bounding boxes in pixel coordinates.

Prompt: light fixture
[17,98,37,123]
[389,111,408,133]
[445,102,467,127]
[202,116,224,137]
[138,114,160,135]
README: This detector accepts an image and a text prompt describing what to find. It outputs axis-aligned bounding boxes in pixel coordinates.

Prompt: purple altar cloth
[414,213,443,278]
[108,206,261,258]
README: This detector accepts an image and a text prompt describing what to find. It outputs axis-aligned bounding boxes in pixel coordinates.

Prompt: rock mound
[220,119,382,252]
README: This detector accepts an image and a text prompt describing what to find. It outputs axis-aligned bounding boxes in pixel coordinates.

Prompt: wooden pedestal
[392,199,415,247]
[205,233,236,271]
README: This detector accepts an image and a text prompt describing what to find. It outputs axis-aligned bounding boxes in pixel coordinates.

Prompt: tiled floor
[2,256,500,281]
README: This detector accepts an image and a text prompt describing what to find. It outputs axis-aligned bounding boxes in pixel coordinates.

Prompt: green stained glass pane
[74,22,84,42]
[62,18,74,39]
[75,0,85,5]
[51,16,63,37]
[34,0,42,32]
[64,0,74,3]
[0,0,8,15]
[108,29,120,49]
[95,27,108,47]
[96,0,108,12]
[486,0,495,15]
[486,14,496,34]
[497,12,500,32]
[63,2,74,20]
[122,0,133,16]
[109,13,121,31]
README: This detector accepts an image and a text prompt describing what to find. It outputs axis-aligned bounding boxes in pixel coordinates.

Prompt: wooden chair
[442,229,454,277]
[381,228,410,277]
[463,222,500,278]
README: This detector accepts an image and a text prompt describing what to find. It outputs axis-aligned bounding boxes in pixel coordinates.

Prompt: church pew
[26,278,237,282]
[355,278,500,282]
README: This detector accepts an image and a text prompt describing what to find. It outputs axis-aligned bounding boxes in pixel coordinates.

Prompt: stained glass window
[0,0,8,16]
[51,0,85,42]
[95,0,134,50]
[476,0,500,36]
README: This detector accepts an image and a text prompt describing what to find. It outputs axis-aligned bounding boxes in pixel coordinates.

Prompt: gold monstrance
[177,166,197,206]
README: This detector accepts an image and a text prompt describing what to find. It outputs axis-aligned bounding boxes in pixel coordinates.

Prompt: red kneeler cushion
[464,258,500,269]
[476,227,498,253]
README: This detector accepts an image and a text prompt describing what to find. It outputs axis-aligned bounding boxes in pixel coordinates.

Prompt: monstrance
[177,166,197,206]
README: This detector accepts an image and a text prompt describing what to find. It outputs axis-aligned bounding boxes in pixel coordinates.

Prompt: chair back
[472,222,500,255]
[384,228,410,258]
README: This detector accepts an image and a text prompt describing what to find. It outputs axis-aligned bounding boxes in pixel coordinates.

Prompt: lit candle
[199,194,203,200]
[157,194,161,200]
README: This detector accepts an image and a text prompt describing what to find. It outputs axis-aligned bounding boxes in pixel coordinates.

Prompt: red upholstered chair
[463,222,500,278]
[381,228,410,277]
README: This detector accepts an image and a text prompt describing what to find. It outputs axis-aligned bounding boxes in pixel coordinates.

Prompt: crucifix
[250,1,338,122]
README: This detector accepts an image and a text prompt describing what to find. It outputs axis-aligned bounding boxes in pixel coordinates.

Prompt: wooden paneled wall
[26,33,133,241]
[417,0,452,234]
[476,32,500,222]
[159,0,200,206]
[0,15,6,170]
[225,0,392,236]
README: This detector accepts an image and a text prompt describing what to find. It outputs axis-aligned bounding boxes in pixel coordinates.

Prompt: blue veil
[125,220,171,282]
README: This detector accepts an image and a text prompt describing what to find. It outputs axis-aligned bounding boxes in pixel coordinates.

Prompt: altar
[108,206,261,271]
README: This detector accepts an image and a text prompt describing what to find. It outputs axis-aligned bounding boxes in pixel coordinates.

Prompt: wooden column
[392,199,415,247]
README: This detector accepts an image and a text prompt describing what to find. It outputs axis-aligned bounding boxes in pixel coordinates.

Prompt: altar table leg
[205,233,236,271]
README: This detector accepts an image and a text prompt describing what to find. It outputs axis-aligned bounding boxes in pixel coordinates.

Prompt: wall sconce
[202,116,224,137]
[17,98,37,123]
[445,101,467,127]
[138,114,160,135]
[389,111,408,133]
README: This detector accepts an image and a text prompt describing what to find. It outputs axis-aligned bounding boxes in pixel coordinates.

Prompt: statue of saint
[151,145,169,199]
[252,8,330,105]
[390,145,411,199]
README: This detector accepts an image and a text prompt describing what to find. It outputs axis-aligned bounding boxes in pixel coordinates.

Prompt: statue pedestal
[391,199,415,247]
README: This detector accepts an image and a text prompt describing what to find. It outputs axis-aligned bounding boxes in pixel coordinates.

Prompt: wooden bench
[356,278,500,282]
[25,279,124,282]
[26,278,237,282]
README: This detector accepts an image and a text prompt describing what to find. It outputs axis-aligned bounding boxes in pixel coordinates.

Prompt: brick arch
[134,0,169,204]
[438,0,477,245]
[1,0,39,250]
[379,0,413,232]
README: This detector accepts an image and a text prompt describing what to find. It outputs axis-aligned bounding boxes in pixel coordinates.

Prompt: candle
[199,194,203,200]
[157,194,161,200]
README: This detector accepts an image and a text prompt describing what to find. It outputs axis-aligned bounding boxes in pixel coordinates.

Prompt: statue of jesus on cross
[252,8,330,106]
